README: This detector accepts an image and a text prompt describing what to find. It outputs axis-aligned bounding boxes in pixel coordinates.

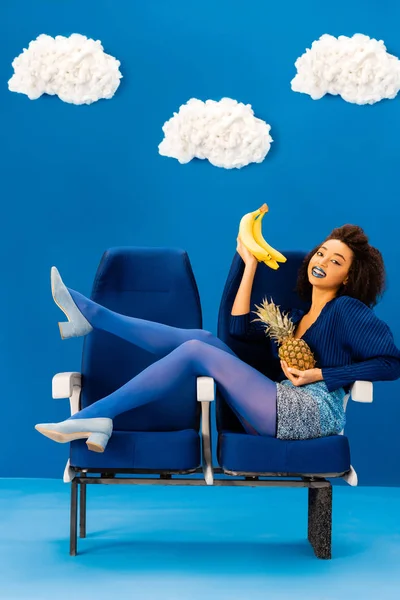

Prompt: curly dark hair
[296,224,386,308]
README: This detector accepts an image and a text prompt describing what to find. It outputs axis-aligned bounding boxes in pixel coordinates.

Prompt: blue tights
[68,289,278,437]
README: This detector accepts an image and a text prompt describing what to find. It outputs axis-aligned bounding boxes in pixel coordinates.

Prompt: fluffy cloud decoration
[8,34,122,105]
[158,98,273,169]
[291,33,400,105]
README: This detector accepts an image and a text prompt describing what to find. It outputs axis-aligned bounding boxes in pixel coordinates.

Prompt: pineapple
[252,298,316,370]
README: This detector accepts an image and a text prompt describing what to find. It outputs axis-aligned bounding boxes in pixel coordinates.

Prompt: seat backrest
[80,247,202,432]
[216,251,309,432]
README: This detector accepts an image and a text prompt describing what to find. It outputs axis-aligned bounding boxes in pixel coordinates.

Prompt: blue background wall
[1,0,399,484]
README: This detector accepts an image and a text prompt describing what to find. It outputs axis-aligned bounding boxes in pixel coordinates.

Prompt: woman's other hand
[236,236,258,268]
[280,360,323,386]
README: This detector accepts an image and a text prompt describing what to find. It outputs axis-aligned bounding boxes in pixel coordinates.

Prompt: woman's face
[307,238,353,293]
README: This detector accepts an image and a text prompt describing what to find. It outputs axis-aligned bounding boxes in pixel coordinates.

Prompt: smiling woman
[298,224,386,308]
[294,237,356,338]
[310,242,351,279]
[229,224,399,440]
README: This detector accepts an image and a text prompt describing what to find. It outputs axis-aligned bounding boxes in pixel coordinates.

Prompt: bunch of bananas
[238,204,287,270]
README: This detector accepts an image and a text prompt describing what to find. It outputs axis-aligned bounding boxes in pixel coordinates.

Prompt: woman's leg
[66,287,236,358]
[70,340,277,437]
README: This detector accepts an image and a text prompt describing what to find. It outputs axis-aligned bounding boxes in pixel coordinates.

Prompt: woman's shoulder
[333,295,385,328]
[333,295,372,313]
[333,295,396,347]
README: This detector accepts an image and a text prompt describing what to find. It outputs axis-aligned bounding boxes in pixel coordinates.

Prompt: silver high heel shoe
[35,417,113,453]
[51,267,93,339]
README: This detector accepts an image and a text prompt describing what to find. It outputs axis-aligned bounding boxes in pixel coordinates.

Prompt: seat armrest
[52,372,82,416]
[197,376,215,402]
[52,372,82,399]
[340,381,373,487]
[350,380,373,403]
[196,376,215,486]
[343,380,373,414]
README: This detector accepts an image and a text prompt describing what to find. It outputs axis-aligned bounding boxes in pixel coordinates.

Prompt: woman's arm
[321,296,400,391]
[323,357,400,391]
[231,261,257,315]
[229,239,266,341]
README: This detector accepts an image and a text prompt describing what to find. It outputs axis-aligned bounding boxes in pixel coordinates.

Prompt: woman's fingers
[287,366,303,377]
[280,360,291,379]
[281,361,302,386]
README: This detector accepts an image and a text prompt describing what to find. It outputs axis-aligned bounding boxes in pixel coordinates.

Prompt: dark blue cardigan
[229,295,400,393]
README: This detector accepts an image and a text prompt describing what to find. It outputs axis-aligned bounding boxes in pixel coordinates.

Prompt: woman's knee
[180,338,208,352]
[177,339,215,373]
[177,339,212,362]
[191,329,214,344]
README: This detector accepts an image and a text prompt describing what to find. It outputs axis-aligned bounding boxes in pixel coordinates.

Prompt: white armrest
[197,376,215,402]
[52,372,83,482]
[52,372,82,417]
[350,380,373,403]
[342,380,373,414]
[52,372,82,399]
[196,376,215,486]
[340,381,373,487]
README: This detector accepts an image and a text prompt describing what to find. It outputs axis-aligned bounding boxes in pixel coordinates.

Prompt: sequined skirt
[276,380,346,440]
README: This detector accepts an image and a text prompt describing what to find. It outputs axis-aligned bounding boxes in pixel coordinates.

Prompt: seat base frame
[69,466,337,559]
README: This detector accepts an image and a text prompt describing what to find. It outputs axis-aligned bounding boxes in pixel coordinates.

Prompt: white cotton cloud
[291,33,400,105]
[8,33,122,105]
[158,98,273,169]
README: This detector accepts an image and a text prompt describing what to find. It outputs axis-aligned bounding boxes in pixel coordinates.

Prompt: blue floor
[0,479,399,599]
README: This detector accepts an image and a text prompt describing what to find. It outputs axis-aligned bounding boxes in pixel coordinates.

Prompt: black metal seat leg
[308,483,332,559]
[70,480,78,556]
[79,480,87,539]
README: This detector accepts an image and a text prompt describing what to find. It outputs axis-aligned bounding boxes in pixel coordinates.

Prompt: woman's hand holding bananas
[237,204,286,270]
[236,237,258,269]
